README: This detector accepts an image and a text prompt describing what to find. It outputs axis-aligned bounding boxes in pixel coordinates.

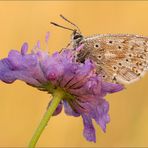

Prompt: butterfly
[51,15,148,84]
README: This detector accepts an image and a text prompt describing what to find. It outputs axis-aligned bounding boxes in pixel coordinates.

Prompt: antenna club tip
[50,22,57,26]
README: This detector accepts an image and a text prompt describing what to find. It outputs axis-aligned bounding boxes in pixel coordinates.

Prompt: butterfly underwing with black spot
[51,15,148,84]
[71,33,148,84]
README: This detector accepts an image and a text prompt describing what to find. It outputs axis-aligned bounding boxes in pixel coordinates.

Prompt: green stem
[28,87,65,148]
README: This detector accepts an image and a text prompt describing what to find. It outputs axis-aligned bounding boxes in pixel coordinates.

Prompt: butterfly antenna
[60,14,81,33]
[50,22,76,32]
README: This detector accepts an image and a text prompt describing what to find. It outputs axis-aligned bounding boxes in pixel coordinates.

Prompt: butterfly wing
[77,34,148,84]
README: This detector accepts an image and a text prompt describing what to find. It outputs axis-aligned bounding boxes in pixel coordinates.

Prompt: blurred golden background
[0,1,148,147]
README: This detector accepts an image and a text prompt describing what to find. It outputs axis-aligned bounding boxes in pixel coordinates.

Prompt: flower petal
[63,100,80,117]
[66,60,94,89]
[45,32,50,44]
[82,114,96,142]
[0,60,16,83]
[93,99,110,132]
[21,42,28,55]
[101,82,124,95]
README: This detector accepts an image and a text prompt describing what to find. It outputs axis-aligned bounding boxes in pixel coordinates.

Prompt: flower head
[0,33,124,142]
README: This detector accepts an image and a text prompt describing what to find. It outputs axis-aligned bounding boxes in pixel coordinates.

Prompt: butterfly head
[71,30,84,47]
[50,14,84,47]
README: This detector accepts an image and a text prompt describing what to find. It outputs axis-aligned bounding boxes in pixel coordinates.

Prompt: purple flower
[0,33,124,142]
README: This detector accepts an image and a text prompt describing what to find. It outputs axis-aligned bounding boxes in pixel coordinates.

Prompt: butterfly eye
[94,43,100,49]
[73,34,83,40]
